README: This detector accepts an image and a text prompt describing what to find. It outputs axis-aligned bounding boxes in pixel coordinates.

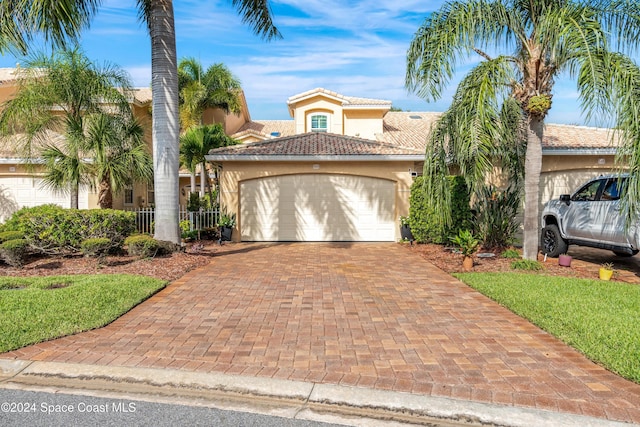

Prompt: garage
[240,174,395,241]
[0,176,89,221]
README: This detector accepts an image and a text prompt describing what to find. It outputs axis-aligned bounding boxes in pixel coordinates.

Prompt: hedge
[409,176,471,244]
[2,205,136,254]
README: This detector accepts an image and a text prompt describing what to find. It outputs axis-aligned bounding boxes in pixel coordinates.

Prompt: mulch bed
[0,240,219,282]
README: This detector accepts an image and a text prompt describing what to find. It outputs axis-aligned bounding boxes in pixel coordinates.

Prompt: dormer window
[310,114,328,132]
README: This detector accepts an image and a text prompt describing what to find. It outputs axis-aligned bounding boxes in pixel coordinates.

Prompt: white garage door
[240,174,395,241]
[0,177,89,222]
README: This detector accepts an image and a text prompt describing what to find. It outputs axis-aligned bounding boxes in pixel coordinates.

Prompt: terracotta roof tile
[287,88,391,108]
[232,120,296,139]
[209,132,422,157]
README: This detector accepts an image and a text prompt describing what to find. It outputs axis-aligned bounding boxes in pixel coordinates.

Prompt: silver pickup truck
[540,174,639,257]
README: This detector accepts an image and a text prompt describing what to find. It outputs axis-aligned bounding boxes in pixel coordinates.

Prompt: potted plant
[217,209,236,242]
[451,230,479,271]
[558,253,572,267]
[599,262,614,280]
[399,216,414,242]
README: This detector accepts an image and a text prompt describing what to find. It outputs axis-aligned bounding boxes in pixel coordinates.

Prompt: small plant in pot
[599,262,615,281]
[217,210,236,242]
[451,230,479,271]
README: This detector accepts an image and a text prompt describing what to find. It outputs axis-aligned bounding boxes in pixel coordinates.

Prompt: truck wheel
[542,224,568,257]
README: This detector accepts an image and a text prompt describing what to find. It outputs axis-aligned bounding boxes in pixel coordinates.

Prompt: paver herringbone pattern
[3,243,640,423]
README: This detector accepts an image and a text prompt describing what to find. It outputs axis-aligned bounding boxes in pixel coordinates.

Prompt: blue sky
[0,0,587,125]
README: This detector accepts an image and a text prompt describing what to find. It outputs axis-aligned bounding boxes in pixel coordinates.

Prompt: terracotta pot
[462,256,474,271]
[558,254,572,267]
[599,268,614,281]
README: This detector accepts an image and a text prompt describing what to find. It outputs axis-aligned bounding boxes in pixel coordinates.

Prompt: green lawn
[455,272,640,383]
[0,275,166,353]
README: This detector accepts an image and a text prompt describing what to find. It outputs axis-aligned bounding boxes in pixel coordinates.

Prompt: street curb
[0,360,632,427]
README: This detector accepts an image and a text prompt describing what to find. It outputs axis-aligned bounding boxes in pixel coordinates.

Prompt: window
[572,179,603,202]
[147,185,155,206]
[311,114,328,132]
[601,178,627,201]
[124,187,134,205]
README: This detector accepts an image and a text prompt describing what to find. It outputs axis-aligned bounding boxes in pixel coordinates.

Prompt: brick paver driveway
[3,243,640,423]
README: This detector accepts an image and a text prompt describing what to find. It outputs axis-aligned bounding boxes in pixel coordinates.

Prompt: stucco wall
[343,110,385,140]
[217,160,415,241]
[292,96,343,134]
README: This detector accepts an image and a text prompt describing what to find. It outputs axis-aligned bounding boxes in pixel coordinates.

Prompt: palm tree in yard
[85,113,153,209]
[1,0,280,244]
[406,0,640,260]
[178,58,243,130]
[0,48,136,209]
[180,123,238,198]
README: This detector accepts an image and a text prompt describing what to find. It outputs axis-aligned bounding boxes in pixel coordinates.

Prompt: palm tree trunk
[200,161,206,198]
[98,173,113,209]
[190,170,196,193]
[522,115,544,260]
[70,185,79,210]
[149,0,180,244]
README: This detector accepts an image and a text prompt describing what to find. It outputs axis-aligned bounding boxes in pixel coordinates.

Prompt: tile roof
[287,88,392,108]
[209,132,423,158]
[232,120,296,140]
[377,112,442,150]
[0,68,18,83]
[133,88,152,104]
[543,123,616,150]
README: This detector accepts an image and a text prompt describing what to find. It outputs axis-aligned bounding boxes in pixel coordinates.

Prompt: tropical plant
[217,210,236,228]
[406,0,640,260]
[473,184,521,249]
[179,123,238,198]
[85,113,153,209]
[0,48,139,208]
[450,230,479,257]
[178,58,243,130]
[2,0,281,244]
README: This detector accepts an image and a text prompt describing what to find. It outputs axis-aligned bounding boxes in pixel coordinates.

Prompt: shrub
[0,231,24,243]
[124,235,159,258]
[450,230,479,257]
[80,238,113,259]
[409,176,471,244]
[473,185,521,249]
[156,240,181,255]
[3,205,135,254]
[501,248,521,259]
[0,239,29,267]
[511,259,543,271]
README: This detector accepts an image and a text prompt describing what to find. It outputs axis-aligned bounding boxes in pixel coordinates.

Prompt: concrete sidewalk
[1,243,639,425]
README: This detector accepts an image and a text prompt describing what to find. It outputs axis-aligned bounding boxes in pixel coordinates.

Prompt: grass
[0,274,166,353]
[454,272,640,383]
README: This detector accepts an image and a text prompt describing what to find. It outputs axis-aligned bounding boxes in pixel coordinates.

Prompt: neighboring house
[0,67,250,221]
[207,87,621,243]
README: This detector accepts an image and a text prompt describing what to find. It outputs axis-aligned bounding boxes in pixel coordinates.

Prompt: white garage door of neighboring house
[240,174,396,242]
[0,177,89,222]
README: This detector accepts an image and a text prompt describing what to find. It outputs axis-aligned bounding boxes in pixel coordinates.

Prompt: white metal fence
[126,207,219,235]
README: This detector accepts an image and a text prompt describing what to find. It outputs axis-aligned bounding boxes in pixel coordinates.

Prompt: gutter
[205,154,424,162]
[542,148,618,156]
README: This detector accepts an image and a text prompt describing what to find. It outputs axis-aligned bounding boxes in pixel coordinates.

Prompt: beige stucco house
[1,70,622,238]
[207,88,621,243]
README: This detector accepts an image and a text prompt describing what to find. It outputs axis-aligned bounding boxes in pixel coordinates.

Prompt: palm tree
[2,0,280,244]
[0,48,133,208]
[178,58,243,130]
[180,124,238,198]
[406,0,640,260]
[85,113,154,209]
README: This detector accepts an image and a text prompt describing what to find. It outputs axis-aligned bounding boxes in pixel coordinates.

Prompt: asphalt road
[0,388,344,427]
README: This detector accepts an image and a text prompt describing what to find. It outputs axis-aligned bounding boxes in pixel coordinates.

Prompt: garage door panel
[241,174,395,242]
